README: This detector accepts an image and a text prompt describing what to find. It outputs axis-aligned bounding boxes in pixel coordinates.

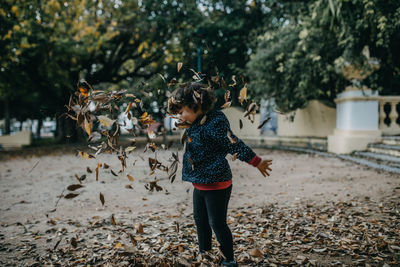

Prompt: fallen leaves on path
[1,195,399,266]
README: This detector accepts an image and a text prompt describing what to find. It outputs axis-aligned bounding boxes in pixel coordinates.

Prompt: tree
[247,0,400,113]
[0,0,201,140]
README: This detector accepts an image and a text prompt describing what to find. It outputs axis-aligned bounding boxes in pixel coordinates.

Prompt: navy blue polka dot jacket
[182,110,257,184]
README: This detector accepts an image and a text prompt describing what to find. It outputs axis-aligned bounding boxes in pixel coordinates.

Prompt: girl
[168,82,272,267]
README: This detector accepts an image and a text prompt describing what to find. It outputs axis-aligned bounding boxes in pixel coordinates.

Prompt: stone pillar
[328,86,382,154]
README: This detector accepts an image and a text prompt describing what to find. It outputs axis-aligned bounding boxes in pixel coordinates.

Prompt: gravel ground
[0,148,399,266]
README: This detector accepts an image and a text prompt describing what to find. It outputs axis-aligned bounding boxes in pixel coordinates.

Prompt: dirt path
[0,148,399,266]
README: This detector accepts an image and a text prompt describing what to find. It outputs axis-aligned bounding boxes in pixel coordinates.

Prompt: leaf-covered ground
[0,149,399,266]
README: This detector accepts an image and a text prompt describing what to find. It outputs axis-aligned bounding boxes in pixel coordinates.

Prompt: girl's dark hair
[168,82,216,114]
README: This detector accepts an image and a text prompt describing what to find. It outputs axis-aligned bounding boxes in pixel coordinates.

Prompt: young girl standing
[168,82,272,267]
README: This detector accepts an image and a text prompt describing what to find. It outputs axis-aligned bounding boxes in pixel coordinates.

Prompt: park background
[1,0,400,266]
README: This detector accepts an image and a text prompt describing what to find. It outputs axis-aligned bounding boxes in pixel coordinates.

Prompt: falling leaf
[64,193,79,199]
[224,90,231,102]
[158,73,167,83]
[125,146,136,153]
[127,174,134,182]
[86,167,92,173]
[200,115,207,125]
[103,163,110,169]
[147,130,156,139]
[221,101,232,109]
[177,62,183,72]
[83,118,92,136]
[95,163,102,181]
[111,214,117,225]
[168,161,178,183]
[188,158,194,170]
[145,180,163,192]
[78,151,95,159]
[232,153,238,161]
[125,184,133,190]
[258,117,271,129]
[74,174,82,184]
[98,115,115,127]
[125,102,133,114]
[99,192,105,206]
[88,131,101,142]
[221,77,227,89]
[238,85,247,105]
[67,184,84,191]
[227,131,237,144]
[110,169,118,176]
[244,102,258,117]
[239,119,243,129]
[229,75,237,87]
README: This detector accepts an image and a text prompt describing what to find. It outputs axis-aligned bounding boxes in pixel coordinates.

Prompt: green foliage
[247,0,400,113]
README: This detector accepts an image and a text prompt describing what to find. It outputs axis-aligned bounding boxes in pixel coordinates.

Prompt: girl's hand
[257,159,272,177]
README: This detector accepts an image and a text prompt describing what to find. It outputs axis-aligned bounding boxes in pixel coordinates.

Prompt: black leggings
[193,185,233,261]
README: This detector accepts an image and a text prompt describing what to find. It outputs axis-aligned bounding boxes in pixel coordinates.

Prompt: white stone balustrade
[378,97,400,135]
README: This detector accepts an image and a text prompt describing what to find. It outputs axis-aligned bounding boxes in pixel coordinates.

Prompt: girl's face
[178,106,202,124]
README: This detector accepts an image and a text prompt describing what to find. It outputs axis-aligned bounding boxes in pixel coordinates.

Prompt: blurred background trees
[0,0,399,140]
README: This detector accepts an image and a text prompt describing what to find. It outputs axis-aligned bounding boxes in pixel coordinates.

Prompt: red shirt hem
[193,180,232,191]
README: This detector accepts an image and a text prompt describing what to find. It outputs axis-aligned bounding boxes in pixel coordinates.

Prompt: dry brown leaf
[125,184,133,189]
[78,151,95,160]
[221,101,232,109]
[177,62,183,72]
[227,131,237,144]
[74,174,82,184]
[83,118,92,136]
[70,237,78,248]
[221,77,227,89]
[249,248,263,257]
[127,174,134,182]
[200,115,207,125]
[125,102,133,114]
[147,129,156,139]
[99,192,105,206]
[238,85,247,105]
[125,146,136,153]
[224,90,231,102]
[232,153,238,161]
[65,193,79,199]
[258,117,271,129]
[136,223,144,234]
[67,184,84,191]
[113,242,124,249]
[97,115,115,127]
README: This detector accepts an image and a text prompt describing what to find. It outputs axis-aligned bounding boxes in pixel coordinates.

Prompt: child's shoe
[221,259,238,267]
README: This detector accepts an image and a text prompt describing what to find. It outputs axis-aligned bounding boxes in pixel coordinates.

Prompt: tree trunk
[36,118,43,139]
[55,115,85,144]
[4,100,10,135]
